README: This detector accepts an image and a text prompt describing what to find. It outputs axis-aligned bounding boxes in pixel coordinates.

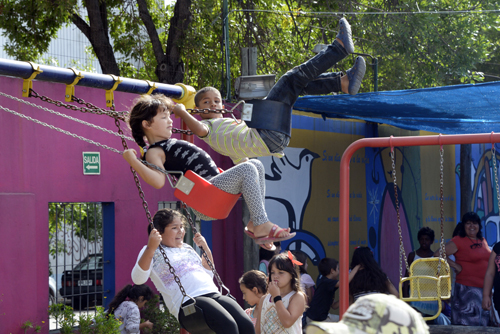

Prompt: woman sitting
[435,212,491,326]
[348,247,399,304]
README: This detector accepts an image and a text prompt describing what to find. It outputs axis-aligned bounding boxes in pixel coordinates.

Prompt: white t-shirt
[131,244,218,319]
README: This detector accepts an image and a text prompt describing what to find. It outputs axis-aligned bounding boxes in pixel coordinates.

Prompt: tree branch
[136,0,166,64]
[71,13,91,41]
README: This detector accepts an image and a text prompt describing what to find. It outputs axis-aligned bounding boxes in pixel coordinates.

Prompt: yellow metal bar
[65,68,85,102]
[143,80,157,95]
[105,74,123,107]
[22,62,43,97]
[172,83,196,110]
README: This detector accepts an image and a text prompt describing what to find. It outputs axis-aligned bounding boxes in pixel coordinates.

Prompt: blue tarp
[293,81,500,134]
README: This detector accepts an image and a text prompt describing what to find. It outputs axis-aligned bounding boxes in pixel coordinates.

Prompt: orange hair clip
[287,251,303,266]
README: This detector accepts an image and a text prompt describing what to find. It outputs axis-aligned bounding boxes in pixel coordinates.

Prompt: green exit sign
[83,152,101,175]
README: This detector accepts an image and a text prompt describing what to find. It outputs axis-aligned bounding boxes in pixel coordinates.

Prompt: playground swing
[392,143,451,321]
[0,88,237,334]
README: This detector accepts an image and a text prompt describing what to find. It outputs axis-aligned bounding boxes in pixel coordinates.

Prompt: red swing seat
[174,170,241,220]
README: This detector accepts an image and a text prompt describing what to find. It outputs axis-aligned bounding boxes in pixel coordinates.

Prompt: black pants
[178,292,255,334]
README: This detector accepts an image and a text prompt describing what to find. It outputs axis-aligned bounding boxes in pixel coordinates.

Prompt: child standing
[239,270,268,327]
[256,251,306,334]
[291,250,315,305]
[107,284,154,334]
[172,18,366,165]
[132,209,255,334]
[122,95,294,249]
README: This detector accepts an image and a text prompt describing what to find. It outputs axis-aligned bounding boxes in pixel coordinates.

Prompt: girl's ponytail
[107,284,133,315]
[107,284,154,315]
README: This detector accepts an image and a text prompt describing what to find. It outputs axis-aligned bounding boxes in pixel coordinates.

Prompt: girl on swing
[123,94,294,250]
[132,208,254,333]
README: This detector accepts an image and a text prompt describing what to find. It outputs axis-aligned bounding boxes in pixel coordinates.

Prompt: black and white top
[145,139,219,179]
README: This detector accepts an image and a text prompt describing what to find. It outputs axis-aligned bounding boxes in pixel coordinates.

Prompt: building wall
[0,76,239,333]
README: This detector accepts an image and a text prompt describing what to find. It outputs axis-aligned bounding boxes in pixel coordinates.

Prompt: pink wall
[0,76,243,333]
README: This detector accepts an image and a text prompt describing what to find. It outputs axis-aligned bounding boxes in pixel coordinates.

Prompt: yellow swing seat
[399,258,451,321]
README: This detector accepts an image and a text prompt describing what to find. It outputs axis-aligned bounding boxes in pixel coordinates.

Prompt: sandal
[244,228,276,251]
[336,18,354,54]
[253,224,296,245]
[346,56,366,95]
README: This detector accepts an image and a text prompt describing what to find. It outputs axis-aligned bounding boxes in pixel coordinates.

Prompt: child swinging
[122,94,295,250]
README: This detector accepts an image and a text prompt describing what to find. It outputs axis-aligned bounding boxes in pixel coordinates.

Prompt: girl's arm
[483,250,497,310]
[123,147,166,189]
[274,292,306,328]
[172,104,209,137]
[268,280,305,328]
[386,279,399,298]
[139,320,154,330]
[193,233,214,270]
[335,264,360,288]
[305,286,313,305]
[138,228,162,271]
[434,241,462,273]
[255,295,266,334]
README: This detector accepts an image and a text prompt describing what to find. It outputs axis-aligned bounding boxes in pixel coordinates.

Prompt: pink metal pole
[339,132,500,317]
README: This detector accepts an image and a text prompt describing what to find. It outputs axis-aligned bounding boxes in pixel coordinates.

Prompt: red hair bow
[287,251,303,266]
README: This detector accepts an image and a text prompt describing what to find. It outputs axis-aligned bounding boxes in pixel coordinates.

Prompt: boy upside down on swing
[172,18,366,165]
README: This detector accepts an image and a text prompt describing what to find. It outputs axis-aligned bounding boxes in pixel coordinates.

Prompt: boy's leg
[301,57,366,96]
[300,72,342,96]
[265,18,353,107]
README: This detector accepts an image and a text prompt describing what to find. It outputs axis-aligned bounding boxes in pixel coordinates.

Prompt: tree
[1,0,498,92]
[49,202,103,260]
[0,0,193,83]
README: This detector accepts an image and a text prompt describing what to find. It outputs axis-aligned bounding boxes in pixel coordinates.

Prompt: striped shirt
[199,118,284,164]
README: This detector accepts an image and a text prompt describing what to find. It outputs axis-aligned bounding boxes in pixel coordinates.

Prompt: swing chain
[439,147,446,263]
[492,146,500,216]
[186,108,234,115]
[113,116,194,300]
[392,149,409,279]
[180,201,234,299]
[28,89,128,121]
[172,128,194,136]
[438,146,446,274]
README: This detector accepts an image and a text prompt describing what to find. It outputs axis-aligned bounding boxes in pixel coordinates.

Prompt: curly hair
[152,208,186,235]
[417,227,435,243]
[458,212,483,240]
[128,94,174,148]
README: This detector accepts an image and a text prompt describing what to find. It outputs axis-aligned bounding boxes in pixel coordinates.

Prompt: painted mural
[365,129,456,286]
[458,144,500,247]
[260,116,369,278]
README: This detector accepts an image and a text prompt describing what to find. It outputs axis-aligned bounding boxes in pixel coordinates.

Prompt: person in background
[435,212,490,326]
[349,247,399,303]
[107,284,154,334]
[239,270,269,327]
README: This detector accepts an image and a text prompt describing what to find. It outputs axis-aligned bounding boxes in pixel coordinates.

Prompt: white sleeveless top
[260,291,302,334]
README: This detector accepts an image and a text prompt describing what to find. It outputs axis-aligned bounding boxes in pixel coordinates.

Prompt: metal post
[223,0,231,101]
[339,132,500,318]
[373,58,378,92]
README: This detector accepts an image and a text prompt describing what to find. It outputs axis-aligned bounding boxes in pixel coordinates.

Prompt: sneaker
[336,18,354,54]
[346,56,366,95]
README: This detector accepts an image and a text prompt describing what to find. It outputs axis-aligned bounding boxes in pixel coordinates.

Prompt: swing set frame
[338,132,500,317]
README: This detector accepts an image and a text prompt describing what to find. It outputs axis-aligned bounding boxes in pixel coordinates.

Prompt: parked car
[49,276,58,305]
[59,253,103,310]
